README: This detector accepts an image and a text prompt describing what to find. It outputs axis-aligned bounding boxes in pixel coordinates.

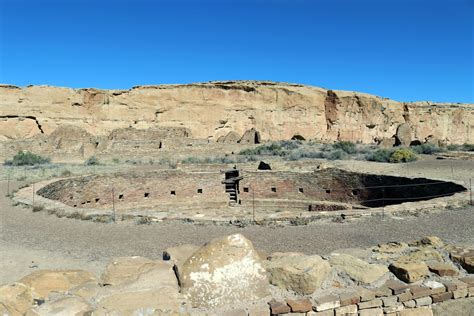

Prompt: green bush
[389,148,417,163]
[239,142,287,156]
[325,149,347,160]
[84,156,100,165]
[411,143,444,155]
[61,169,72,177]
[367,149,393,162]
[447,143,474,152]
[332,141,357,154]
[4,151,50,166]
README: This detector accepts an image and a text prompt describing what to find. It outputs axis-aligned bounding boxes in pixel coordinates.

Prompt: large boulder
[266,253,331,294]
[19,270,97,300]
[239,128,261,144]
[396,123,412,146]
[177,234,269,308]
[329,253,388,284]
[216,131,241,143]
[0,282,35,315]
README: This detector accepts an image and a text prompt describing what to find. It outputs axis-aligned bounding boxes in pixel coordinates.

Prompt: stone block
[339,292,360,306]
[415,296,432,307]
[397,291,413,302]
[358,298,382,310]
[459,276,474,287]
[314,295,340,311]
[423,280,445,295]
[286,298,312,313]
[384,279,410,295]
[427,262,458,277]
[268,299,290,315]
[409,286,432,299]
[357,288,375,302]
[382,296,398,307]
[374,286,391,297]
[247,303,270,316]
[308,310,334,316]
[403,300,416,308]
[440,280,457,292]
[398,306,433,316]
[389,262,429,283]
[334,304,357,315]
[470,287,474,297]
[383,304,403,313]
[452,279,468,290]
[358,308,383,316]
[431,291,452,303]
[452,288,468,299]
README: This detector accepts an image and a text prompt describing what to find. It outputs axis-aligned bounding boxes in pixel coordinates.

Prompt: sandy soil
[1,158,473,284]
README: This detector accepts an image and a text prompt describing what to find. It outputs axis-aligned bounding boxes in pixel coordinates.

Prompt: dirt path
[1,159,473,284]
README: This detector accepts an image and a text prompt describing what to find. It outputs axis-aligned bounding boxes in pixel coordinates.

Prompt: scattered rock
[95,288,184,315]
[19,270,97,299]
[25,296,92,316]
[177,234,269,308]
[411,236,444,248]
[389,262,429,283]
[427,262,459,277]
[257,161,271,170]
[100,256,162,286]
[266,253,331,294]
[329,253,388,284]
[95,259,184,314]
[268,299,291,314]
[396,248,443,263]
[286,298,312,312]
[0,283,35,315]
[445,245,474,273]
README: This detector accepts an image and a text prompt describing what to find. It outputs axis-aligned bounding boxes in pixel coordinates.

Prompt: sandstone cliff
[0,81,472,144]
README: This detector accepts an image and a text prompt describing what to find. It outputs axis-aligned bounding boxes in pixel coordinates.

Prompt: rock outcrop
[0,81,472,145]
[177,233,269,308]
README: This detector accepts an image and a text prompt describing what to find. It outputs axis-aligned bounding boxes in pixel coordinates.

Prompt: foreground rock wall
[1,81,472,144]
[1,234,473,315]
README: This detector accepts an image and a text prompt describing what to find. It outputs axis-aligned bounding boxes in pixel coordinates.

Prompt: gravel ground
[1,158,473,284]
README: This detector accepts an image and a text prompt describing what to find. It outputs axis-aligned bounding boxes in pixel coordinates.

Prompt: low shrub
[84,156,100,165]
[447,143,474,152]
[325,149,347,160]
[5,151,50,166]
[367,149,393,162]
[32,205,44,212]
[239,142,287,156]
[332,141,357,154]
[61,169,72,177]
[411,143,444,155]
[389,148,417,163]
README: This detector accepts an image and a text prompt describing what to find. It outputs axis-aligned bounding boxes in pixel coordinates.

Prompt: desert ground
[2,157,473,285]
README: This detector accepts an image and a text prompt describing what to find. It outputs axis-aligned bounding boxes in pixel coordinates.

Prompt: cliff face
[0,81,472,144]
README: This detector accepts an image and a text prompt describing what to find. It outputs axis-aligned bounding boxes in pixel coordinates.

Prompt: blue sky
[0,0,472,102]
